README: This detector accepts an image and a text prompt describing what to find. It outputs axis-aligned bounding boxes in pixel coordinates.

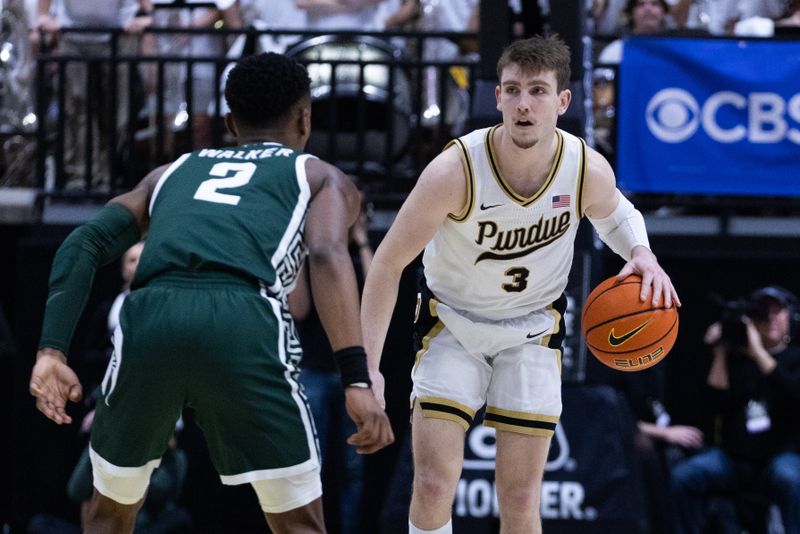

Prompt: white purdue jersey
[423,125,587,321]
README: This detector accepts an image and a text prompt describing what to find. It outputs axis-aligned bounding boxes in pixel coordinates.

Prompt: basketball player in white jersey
[361,35,681,534]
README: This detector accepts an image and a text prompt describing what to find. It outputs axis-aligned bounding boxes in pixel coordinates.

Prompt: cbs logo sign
[646,88,800,144]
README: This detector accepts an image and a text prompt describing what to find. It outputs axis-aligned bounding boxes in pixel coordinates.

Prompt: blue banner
[617,37,800,197]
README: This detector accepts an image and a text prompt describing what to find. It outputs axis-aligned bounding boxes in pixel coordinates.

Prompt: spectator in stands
[36,0,154,192]
[382,0,418,29]
[143,1,241,153]
[624,367,704,534]
[289,183,373,534]
[215,0,308,125]
[594,0,670,159]
[593,0,668,160]
[235,0,306,54]
[666,0,786,34]
[778,0,800,28]
[598,0,671,64]
[296,0,398,31]
[384,0,479,135]
[593,0,630,35]
[734,0,800,36]
[183,0,241,149]
[671,286,800,534]
[0,0,39,187]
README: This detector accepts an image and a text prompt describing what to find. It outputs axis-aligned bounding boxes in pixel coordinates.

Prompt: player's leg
[408,401,466,532]
[264,499,325,534]
[408,329,487,533]
[486,321,564,534]
[83,489,143,534]
[87,286,187,532]
[194,287,326,529]
[408,283,489,533]
[252,470,326,533]
[494,430,551,533]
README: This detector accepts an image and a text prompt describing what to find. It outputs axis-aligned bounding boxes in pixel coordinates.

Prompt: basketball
[581,274,678,372]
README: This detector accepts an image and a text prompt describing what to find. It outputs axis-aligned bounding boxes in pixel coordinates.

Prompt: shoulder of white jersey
[444,126,494,153]
[552,128,589,219]
[442,135,476,223]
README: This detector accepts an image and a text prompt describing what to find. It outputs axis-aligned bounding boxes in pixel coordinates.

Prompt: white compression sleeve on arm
[588,193,650,261]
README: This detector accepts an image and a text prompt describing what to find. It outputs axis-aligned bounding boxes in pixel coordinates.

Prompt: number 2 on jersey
[194,162,256,206]
[502,266,530,292]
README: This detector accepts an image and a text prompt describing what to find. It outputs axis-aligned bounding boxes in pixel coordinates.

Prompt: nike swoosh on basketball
[608,321,650,346]
[526,328,548,339]
[480,202,503,210]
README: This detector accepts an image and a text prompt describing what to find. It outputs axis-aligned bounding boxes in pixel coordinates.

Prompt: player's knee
[91,451,155,505]
[413,469,458,502]
[251,467,322,514]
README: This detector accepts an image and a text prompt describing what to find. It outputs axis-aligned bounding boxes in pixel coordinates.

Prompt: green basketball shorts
[90,272,319,484]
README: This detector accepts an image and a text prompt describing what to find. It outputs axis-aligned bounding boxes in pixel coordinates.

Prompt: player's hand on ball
[617,245,681,308]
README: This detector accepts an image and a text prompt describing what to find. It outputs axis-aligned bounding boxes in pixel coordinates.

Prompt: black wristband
[334,346,372,388]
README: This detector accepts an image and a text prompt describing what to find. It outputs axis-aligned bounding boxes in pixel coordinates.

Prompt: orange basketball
[581,274,678,372]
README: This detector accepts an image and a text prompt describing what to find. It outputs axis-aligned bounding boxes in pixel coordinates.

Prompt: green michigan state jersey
[133,142,312,297]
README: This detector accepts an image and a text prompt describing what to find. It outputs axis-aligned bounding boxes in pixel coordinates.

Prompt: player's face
[495,65,570,149]
[754,302,790,349]
[121,242,144,284]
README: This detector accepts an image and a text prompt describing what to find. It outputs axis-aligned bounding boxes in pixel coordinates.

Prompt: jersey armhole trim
[446,138,475,222]
[148,153,191,216]
[576,137,588,219]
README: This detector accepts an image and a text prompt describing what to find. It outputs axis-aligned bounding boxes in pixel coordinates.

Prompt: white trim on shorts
[89,445,161,477]
[220,458,320,485]
[252,466,322,513]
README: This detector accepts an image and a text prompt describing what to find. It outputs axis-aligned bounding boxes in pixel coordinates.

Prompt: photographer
[671,287,800,534]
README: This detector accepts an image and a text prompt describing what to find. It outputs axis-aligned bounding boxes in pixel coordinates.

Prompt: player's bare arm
[582,147,680,308]
[361,145,467,382]
[304,158,362,350]
[108,163,169,236]
[30,165,167,425]
[305,158,394,454]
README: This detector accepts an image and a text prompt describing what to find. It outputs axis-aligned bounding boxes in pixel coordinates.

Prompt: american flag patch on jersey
[552,194,570,208]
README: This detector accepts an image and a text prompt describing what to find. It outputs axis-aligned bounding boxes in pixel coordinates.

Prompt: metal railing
[27,26,481,209]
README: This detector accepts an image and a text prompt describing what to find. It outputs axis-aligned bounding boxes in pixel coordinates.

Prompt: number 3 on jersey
[194,162,256,206]
[502,266,530,293]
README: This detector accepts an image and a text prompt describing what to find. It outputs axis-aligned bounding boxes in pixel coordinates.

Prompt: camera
[711,286,798,349]
[718,297,756,348]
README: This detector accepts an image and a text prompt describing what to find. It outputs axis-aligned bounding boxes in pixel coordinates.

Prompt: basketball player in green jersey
[29,53,394,533]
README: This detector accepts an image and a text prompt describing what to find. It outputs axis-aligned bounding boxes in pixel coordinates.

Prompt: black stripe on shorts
[419,401,474,427]
[484,412,557,432]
